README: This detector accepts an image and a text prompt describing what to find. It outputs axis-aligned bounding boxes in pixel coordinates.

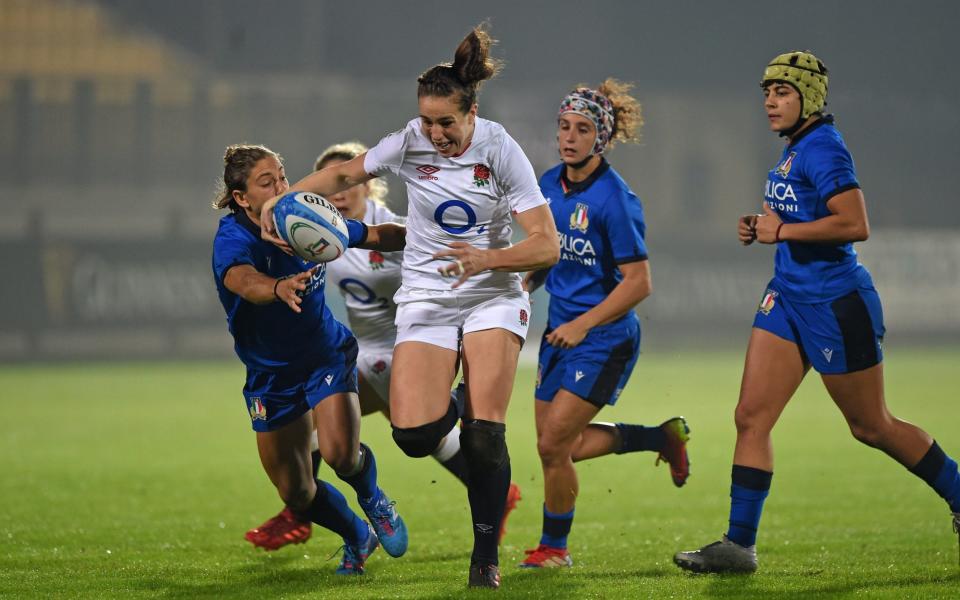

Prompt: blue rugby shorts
[535,315,640,407]
[752,280,885,374]
[241,335,359,432]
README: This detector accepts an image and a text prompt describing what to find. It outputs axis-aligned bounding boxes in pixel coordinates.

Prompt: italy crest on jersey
[569,203,589,233]
[249,397,267,421]
[774,152,797,178]
[758,290,778,315]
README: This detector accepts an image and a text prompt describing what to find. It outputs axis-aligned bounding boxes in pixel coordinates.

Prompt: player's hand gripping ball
[273,192,348,263]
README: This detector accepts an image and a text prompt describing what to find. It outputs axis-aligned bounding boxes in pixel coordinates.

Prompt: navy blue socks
[726,465,772,547]
[540,505,574,549]
[909,441,960,512]
[295,480,367,545]
[614,423,666,454]
[338,443,381,508]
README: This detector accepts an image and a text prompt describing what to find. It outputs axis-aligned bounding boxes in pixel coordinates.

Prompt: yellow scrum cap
[762,51,829,119]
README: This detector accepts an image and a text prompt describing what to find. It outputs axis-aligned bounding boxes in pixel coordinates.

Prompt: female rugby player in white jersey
[261,26,559,588]
[247,142,522,552]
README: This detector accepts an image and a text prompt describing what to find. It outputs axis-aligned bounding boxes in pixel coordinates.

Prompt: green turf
[2,348,959,598]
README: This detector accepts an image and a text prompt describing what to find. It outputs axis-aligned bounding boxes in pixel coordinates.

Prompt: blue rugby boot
[335,523,379,575]
[361,490,408,558]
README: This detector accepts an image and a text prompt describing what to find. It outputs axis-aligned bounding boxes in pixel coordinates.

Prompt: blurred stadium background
[0,0,957,362]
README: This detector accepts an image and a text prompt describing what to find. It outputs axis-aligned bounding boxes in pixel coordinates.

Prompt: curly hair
[212,144,282,211]
[417,23,502,113]
[313,141,388,206]
[596,78,643,147]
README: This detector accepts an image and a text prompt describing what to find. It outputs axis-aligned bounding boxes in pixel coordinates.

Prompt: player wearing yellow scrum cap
[760,50,829,137]
[673,50,960,574]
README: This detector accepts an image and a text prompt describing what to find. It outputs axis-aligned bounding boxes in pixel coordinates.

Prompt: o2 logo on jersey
[339,278,390,309]
[434,199,478,235]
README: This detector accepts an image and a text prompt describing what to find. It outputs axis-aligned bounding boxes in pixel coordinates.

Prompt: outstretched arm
[261,153,375,245]
[354,222,407,252]
[223,264,318,313]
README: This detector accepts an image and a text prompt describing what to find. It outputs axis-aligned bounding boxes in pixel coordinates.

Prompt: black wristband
[273,278,282,301]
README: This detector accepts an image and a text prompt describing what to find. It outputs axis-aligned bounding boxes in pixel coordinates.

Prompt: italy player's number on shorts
[339,278,390,309]
[434,200,485,235]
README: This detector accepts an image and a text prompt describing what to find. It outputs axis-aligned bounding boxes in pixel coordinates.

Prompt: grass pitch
[2,348,959,598]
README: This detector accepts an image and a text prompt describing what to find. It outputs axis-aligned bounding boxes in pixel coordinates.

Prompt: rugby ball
[273,192,349,263]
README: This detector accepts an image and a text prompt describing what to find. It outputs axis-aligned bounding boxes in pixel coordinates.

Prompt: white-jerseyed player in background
[246,141,521,552]
[261,25,560,589]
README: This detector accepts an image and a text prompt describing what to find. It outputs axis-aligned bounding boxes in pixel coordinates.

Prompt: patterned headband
[558,88,615,155]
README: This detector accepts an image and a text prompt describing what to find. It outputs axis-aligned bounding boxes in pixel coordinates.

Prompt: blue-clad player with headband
[674,51,960,573]
[520,79,691,568]
[211,144,408,576]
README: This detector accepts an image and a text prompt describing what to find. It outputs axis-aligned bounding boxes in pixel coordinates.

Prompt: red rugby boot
[245,507,312,551]
[498,482,522,544]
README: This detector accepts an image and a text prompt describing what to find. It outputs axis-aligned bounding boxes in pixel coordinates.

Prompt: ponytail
[418,24,502,113]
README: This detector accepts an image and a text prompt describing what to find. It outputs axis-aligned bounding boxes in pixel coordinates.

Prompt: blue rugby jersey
[212,210,349,372]
[765,116,873,302]
[539,158,648,327]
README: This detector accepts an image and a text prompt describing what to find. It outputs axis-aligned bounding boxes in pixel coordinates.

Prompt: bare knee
[734,401,773,437]
[537,435,572,468]
[846,416,891,449]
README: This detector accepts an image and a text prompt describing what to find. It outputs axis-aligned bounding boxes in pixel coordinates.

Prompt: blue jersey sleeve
[212,226,256,285]
[804,137,860,203]
[603,189,648,263]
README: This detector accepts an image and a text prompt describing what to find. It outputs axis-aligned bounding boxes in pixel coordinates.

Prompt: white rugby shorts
[394,285,531,351]
[356,348,392,406]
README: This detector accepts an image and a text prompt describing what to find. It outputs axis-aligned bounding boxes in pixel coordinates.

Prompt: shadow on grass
[124,554,660,599]
[123,549,478,599]
[119,549,960,599]
[690,570,960,598]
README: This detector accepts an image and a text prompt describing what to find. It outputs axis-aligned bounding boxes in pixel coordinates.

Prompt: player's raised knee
[391,400,460,457]
[846,418,886,449]
[392,420,448,458]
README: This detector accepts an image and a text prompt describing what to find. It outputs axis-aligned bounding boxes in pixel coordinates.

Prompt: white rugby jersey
[326,200,403,350]
[364,117,546,292]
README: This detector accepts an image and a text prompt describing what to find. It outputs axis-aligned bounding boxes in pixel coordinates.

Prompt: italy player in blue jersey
[246,141,522,551]
[519,80,691,568]
[211,144,408,575]
[674,51,960,574]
